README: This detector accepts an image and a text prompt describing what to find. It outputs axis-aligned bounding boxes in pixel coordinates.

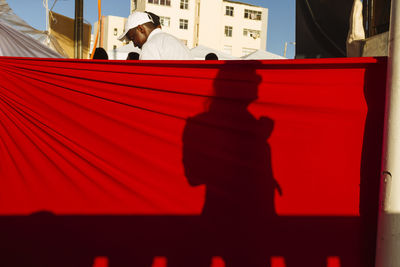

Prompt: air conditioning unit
[250,33,260,39]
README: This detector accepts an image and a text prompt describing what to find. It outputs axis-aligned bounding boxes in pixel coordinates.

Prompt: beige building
[93,16,127,51]
[95,0,268,58]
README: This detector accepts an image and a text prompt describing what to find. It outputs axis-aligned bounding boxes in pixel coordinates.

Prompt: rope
[50,0,58,11]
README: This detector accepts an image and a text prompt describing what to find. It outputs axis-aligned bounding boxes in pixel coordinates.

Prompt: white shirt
[140,28,193,60]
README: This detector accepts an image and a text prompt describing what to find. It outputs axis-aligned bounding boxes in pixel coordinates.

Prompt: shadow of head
[212,62,263,107]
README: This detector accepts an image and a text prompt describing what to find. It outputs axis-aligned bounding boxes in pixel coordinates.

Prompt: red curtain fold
[0,57,386,216]
[0,57,388,267]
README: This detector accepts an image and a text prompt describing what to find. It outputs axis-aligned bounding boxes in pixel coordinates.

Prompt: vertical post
[44,0,50,46]
[369,0,375,36]
[283,42,295,58]
[375,0,400,266]
[45,0,49,32]
[74,0,84,59]
[363,0,369,37]
[284,42,288,57]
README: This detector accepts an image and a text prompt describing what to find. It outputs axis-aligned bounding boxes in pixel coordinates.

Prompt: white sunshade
[242,49,286,60]
[190,45,239,60]
[107,44,141,60]
[0,0,64,57]
[0,19,62,58]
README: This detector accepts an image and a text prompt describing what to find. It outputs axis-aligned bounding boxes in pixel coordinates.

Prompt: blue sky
[8,0,295,58]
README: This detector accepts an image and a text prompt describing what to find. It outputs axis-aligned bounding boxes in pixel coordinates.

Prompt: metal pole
[283,42,295,58]
[45,0,49,32]
[369,0,375,36]
[74,0,83,59]
[284,42,288,57]
[44,0,51,46]
[375,0,400,266]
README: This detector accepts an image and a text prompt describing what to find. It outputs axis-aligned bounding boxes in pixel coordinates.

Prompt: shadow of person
[182,62,281,267]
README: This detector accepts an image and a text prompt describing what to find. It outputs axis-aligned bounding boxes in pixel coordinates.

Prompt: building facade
[93,16,127,52]
[95,0,268,58]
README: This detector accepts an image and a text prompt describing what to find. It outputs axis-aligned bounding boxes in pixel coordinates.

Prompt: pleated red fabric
[0,57,386,216]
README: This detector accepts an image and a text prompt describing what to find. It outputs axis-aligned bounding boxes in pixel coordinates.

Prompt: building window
[148,0,171,6]
[244,9,262,20]
[243,28,261,39]
[223,45,232,55]
[225,26,233,37]
[113,28,118,36]
[180,0,189,9]
[160,16,171,27]
[179,19,188,30]
[242,47,257,56]
[113,45,117,50]
[225,6,234,16]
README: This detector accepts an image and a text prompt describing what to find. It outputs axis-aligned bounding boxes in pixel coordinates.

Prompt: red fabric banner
[0,57,387,267]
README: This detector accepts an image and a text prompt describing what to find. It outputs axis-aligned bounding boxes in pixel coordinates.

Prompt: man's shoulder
[150,30,179,43]
[142,29,193,60]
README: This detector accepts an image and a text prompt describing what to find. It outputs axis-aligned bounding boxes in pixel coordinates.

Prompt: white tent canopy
[0,0,64,57]
[190,45,239,60]
[189,45,286,60]
[0,19,62,58]
[242,49,286,60]
[108,44,141,60]
[110,44,239,60]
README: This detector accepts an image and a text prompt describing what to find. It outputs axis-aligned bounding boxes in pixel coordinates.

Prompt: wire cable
[303,0,346,56]
[50,0,58,11]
